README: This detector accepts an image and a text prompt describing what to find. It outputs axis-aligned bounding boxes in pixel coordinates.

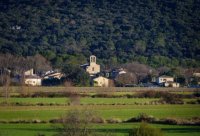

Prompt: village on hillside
[2,55,199,88]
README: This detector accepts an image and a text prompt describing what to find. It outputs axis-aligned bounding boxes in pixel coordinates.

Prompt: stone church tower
[86,55,100,75]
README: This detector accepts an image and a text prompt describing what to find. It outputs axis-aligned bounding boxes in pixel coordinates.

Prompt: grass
[0,104,199,121]
[0,97,159,105]
[0,123,200,136]
[0,86,196,94]
[0,87,199,136]
[0,97,196,105]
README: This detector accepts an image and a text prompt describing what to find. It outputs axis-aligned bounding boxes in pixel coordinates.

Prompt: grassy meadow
[1,123,200,136]
[0,87,199,136]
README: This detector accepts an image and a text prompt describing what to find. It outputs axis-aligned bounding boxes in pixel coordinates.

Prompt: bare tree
[32,54,51,73]
[64,81,80,105]
[115,72,137,86]
[2,72,11,104]
[55,109,116,136]
[123,62,152,83]
[56,110,94,136]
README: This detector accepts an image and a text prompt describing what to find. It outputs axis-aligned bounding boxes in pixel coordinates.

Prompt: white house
[24,69,34,76]
[164,81,180,87]
[157,75,180,87]
[24,75,42,86]
[43,71,63,79]
[193,73,200,77]
[23,68,42,86]
[156,75,174,84]
[93,76,109,87]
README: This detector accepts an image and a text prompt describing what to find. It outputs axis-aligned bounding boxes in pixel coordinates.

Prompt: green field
[0,87,199,136]
[0,97,197,105]
[0,123,200,136]
[0,86,196,94]
[0,97,159,105]
[0,104,199,121]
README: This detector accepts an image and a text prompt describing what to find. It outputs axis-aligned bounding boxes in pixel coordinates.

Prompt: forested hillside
[0,0,200,68]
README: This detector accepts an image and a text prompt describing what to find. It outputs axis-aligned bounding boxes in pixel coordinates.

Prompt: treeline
[0,0,200,68]
[0,53,51,77]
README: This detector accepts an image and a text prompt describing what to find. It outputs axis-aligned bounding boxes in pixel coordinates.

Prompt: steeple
[90,55,96,64]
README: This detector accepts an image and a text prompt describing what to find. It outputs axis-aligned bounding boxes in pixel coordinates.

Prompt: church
[81,55,100,76]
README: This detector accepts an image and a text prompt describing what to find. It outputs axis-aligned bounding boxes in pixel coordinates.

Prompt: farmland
[0,104,200,121]
[0,87,200,136]
[1,123,200,136]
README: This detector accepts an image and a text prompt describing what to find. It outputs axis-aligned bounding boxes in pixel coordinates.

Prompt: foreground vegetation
[0,104,199,121]
[0,123,200,136]
[0,88,199,136]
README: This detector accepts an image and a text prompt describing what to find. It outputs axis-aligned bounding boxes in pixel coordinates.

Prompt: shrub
[91,116,105,123]
[54,110,98,136]
[193,90,200,97]
[106,118,122,123]
[160,93,184,104]
[158,117,200,125]
[135,91,170,98]
[126,113,155,123]
[129,122,163,136]
[197,99,200,104]
[92,93,114,98]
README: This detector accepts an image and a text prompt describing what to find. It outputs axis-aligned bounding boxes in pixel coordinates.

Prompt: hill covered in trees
[0,0,199,68]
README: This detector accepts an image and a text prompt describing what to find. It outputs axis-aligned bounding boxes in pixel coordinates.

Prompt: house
[81,55,100,76]
[156,75,174,84]
[93,76,110,87]
[164,81,180,87]
[24,69,34,76]
[23,68,42,86]
[24,75,42,86]
[110,68,127,79]
[157,75,179,87]
[193,73,200,77]
[43,71,63,79]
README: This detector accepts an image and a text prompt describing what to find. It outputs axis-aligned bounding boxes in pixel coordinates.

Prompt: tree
[62,65,90,86]
[115,72,137,86]
[55,110,95,136]
[2,71,11,104]
[32,54,51,73]
[123,62,152,83]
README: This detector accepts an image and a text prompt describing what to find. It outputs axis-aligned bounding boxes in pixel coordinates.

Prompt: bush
[160,93,184,104]
[92,93,115,98]
[106,118,122,123]
[129,122,163,136]
[91,116,105,123]
[135,91,170,98]
[158,117,200,125]
[193,90,200,97]
[126,113,155,123]
[54,110,99,136]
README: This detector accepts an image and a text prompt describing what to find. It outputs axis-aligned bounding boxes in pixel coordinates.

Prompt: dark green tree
[62,65,90,86]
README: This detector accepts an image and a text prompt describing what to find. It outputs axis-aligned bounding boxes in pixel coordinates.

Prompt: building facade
[156,75,174,84]
[24,69,34,76]
[24,75,42,86]
[164,81,180,87]
[86,55,100,76]
[93,76,109,87]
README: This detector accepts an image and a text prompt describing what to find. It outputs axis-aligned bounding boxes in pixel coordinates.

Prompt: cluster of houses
[19,55,200,88]
[20,69,63,86]
[80,55,180,87]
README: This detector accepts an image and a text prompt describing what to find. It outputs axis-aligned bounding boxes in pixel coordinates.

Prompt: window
[90,56,96,63]
[92,67,94,71]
